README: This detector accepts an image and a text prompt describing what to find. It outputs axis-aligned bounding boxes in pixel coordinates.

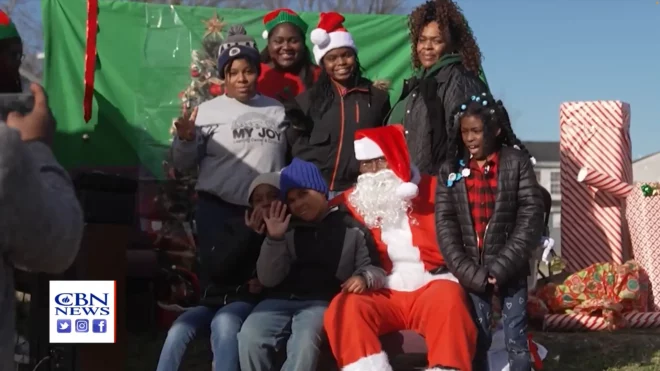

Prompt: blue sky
[440,0,660,159]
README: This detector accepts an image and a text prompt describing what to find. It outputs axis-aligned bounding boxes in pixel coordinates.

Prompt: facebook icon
[92,319,107,333]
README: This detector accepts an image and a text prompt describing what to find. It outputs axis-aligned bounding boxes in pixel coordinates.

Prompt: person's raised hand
[342,276,367,294]
[174,106,198,141]
[6,83,54,145]
[245,208,266,235]
[263,201,291,240]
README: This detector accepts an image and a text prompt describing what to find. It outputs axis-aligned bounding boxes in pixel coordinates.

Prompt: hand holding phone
[3,84,54,145]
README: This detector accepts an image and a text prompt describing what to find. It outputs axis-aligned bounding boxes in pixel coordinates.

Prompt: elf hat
[0,11,19,40]
[354,125,419,200]
[310,12,356,65]
[262,8,309,40]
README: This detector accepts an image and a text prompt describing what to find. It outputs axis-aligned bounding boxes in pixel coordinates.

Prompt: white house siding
[633,152,660,183]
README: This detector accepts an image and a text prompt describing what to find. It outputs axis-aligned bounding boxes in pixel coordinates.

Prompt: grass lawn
[127,329,660,371]
[535,330,660,371]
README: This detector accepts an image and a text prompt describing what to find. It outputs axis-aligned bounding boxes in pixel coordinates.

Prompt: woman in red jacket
[258,8,320,102]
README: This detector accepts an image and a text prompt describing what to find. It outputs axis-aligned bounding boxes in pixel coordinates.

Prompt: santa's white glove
[540,236,555,263]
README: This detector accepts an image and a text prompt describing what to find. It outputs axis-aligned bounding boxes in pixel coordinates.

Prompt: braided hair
[447,92,536,171]
[308,55,367,119]
[260,25,316,90]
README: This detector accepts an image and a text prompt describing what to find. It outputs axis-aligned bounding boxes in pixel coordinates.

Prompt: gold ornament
[202,12,225,38]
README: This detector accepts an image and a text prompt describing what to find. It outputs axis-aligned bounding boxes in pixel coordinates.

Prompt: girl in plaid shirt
[436,93,544,371]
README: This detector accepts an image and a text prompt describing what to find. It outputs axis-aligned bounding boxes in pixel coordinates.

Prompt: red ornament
[190,68,200,78]
[209,84,223,96]
[0,11,11,26]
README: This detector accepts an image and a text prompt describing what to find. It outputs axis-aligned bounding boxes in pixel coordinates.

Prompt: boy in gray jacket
[238,158,385,371]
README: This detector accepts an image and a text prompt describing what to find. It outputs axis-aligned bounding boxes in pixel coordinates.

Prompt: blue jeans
[156,302,255,371]
[196,194,246,289]
[470,277,530,371]
[237,299,328,371]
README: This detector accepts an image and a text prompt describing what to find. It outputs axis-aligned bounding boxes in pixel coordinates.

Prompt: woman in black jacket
[156,173,280,371]
[387,0,489,175]
[287,12,390,198]
[435,94,544,371]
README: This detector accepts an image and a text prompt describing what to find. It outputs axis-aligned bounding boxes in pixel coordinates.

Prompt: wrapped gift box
[626,183,660,311]
[559,101,632,272]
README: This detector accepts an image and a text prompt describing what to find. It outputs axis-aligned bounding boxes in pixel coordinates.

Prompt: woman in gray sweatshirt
[170,26,288,290]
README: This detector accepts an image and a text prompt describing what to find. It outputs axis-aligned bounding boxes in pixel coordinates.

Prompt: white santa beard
[348,169,411,229]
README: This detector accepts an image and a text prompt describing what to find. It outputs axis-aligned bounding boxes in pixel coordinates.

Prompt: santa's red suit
[324,125,477,371]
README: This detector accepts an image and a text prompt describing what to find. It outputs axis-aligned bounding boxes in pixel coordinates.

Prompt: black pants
[195,192,246,290]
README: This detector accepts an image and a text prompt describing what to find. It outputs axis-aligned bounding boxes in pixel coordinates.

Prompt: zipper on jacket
[480,221,492,265]
[355,101,360,124]
[329,94,346,190]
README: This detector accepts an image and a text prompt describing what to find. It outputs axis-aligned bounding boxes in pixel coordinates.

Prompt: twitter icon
[56,319,71,333]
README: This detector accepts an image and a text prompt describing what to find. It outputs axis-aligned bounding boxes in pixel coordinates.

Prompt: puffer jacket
[390,56,487,175]
[286,79,390,192]
[435,147,545,293]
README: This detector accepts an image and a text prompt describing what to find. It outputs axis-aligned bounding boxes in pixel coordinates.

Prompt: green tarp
[42,0,414,177]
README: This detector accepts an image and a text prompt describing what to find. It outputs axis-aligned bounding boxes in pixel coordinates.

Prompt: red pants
[324,280,476,371]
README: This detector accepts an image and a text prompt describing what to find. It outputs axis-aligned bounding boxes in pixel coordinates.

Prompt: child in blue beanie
[237,158,385,371]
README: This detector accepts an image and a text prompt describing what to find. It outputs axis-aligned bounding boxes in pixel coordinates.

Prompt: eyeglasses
[359,158,388,172]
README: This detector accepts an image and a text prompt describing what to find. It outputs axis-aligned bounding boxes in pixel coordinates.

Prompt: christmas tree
[178,12,227,113]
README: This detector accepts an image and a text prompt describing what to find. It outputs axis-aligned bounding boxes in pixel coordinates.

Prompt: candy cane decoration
[543,312,660,331]
[577,167,633,198]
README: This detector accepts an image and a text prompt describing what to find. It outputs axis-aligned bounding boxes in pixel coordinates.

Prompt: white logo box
[49,280,116,344]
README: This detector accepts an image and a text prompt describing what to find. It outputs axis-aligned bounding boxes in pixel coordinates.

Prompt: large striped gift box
[626,184,660,311]
[559,101,632,272]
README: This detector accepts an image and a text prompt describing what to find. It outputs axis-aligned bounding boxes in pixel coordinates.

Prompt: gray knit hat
[218,25,258,58]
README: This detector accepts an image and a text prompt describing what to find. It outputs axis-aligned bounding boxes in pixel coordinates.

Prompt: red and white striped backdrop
[559,101,632,273]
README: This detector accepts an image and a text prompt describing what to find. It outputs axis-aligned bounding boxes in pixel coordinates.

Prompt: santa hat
[310,12,356,65]
[0,11,19,40]
[354,125,419,200]
[262,8,309,40]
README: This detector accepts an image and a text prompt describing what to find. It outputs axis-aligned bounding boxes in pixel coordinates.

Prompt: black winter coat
[286,79,390,191]
[393,59,487,175]
[199,218,265,308]
[435,147,545,293]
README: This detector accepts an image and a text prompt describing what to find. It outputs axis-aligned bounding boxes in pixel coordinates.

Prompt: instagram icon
[75,319,89,333]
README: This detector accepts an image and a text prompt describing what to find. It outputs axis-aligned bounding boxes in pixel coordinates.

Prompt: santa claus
[324,125,477,371]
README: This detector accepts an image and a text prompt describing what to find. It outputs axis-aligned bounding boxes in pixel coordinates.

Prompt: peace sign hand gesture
[174,106,198,141]
[263,201,291,240]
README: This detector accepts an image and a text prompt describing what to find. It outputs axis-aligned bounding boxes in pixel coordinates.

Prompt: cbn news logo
[49,280,116,344]
[54,292,111,315]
